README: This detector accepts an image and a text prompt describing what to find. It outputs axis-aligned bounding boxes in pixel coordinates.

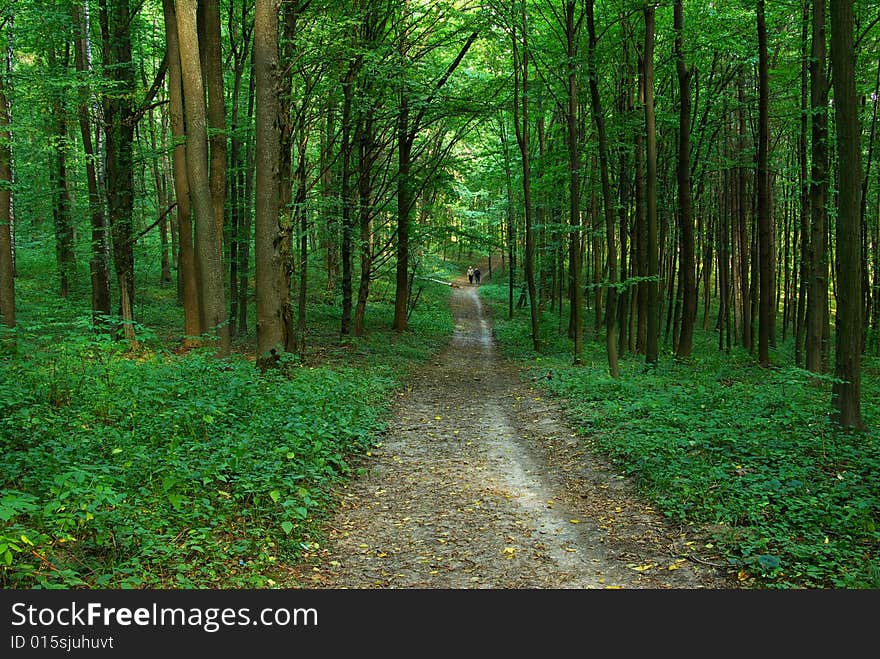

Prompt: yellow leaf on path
[569,519,581,524]
[503,547,516,559]
[564,547,577,553]
[737,569,750,581]
[630,563,655,572]
[435,416,442,420]
[377,552,388,558]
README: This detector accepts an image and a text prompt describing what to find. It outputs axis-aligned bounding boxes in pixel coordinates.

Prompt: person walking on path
[474,267,481,285]
[467,266,475,284]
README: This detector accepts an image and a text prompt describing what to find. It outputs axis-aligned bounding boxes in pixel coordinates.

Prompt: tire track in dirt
[289,282,738,589]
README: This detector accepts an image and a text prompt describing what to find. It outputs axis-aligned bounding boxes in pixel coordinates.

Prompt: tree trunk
[177,0,229,356]
[566,0,583,363]
[73,2,111,325]
[643,2,659,366]
[163,0,201,346]
[0,44,13,334]
[757,0,773,366]
[511,1,539,353]
[201,0,226,250]
[829,0,865,430]
[254,0,287,366]
[49,42,76,299]
[806,0,829,373]
[99,0,137,345]
[674,0,696,358]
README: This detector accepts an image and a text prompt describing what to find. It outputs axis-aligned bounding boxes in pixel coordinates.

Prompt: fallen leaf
[569,519,581,524]
[503,547,516,559]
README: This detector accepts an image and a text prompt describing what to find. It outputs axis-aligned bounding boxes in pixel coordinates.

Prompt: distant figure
[474,267,481,285]
[467,265,475,284]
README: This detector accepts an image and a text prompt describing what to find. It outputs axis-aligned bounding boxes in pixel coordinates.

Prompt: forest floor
[283,273,742,589]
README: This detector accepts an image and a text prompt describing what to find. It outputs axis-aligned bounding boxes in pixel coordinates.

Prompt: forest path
[288,280,737,589]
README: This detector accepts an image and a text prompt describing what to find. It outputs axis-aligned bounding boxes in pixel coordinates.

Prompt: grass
[478,279,880,589]
[0,238,457,588]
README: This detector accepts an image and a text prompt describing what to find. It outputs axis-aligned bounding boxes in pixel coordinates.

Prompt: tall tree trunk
[340,60,357,336]
[566,0,583,363]
[354,90,376,337]
[635,55,647,354]
[829,0,865,430]
[254,0,287,366]
[643,2,659,366]
[177,0,229,356]
[49,42,76,299]
[757,0,773,366]
[0,37,13,334]
[73,2,111,325]
[512,1,539,352]
[99,0,137,345]
[163,0,201,346]
[737,76,752,350]
[806,0,829,373]
[795,0,810,365]
[674,0,696,358]
[201,0,226,250]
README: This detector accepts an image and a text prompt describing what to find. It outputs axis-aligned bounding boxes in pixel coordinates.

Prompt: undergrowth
[0,244,456,588]
[479,280,880,589]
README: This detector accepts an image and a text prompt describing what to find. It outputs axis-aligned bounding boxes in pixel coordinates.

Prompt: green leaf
[281,521,294,535]
[269,490,281,503]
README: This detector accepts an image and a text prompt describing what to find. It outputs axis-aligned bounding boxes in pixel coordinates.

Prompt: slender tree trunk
[635,55,647,354]
[829,0,865,429]
[566,0,583,363]
[177,0,229,356]
[354,109,376,337]
[239,56,256,336]
[807,0,829,373]
[512,1,539,352]
[0,41,13,334]
[49,42,76,299]
[340,60,356,336]
[643,2,659,366]
[795,0,810,365]
[74,2,111,324]
[674,0,696,358]
[163,0,201,346]
[757,0,773,366]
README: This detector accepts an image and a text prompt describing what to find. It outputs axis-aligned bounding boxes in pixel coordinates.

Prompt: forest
[0,0,878,590]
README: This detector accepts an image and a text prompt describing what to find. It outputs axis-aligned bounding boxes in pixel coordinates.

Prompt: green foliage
[0,246,454,588]
[480,281,880,589]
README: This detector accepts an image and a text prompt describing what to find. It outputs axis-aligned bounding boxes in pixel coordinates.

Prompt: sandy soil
[286,281,740,589]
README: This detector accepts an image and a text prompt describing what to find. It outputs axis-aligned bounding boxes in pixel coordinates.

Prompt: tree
[72,1,111,326]
[253,0,287,367]
[643,1,659,367]
[0,17,12,336]
[176,0,230,356]
[674,0,696,358]
[806,0,829,373]
[162,0,201,346]
[510,0,539,352]
[756,0,773,366]
[829,0,865,430]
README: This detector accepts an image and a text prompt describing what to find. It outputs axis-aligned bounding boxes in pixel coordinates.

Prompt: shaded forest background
[0,0,878,589]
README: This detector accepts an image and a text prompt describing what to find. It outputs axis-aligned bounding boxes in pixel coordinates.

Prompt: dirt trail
[291,282,738,589]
